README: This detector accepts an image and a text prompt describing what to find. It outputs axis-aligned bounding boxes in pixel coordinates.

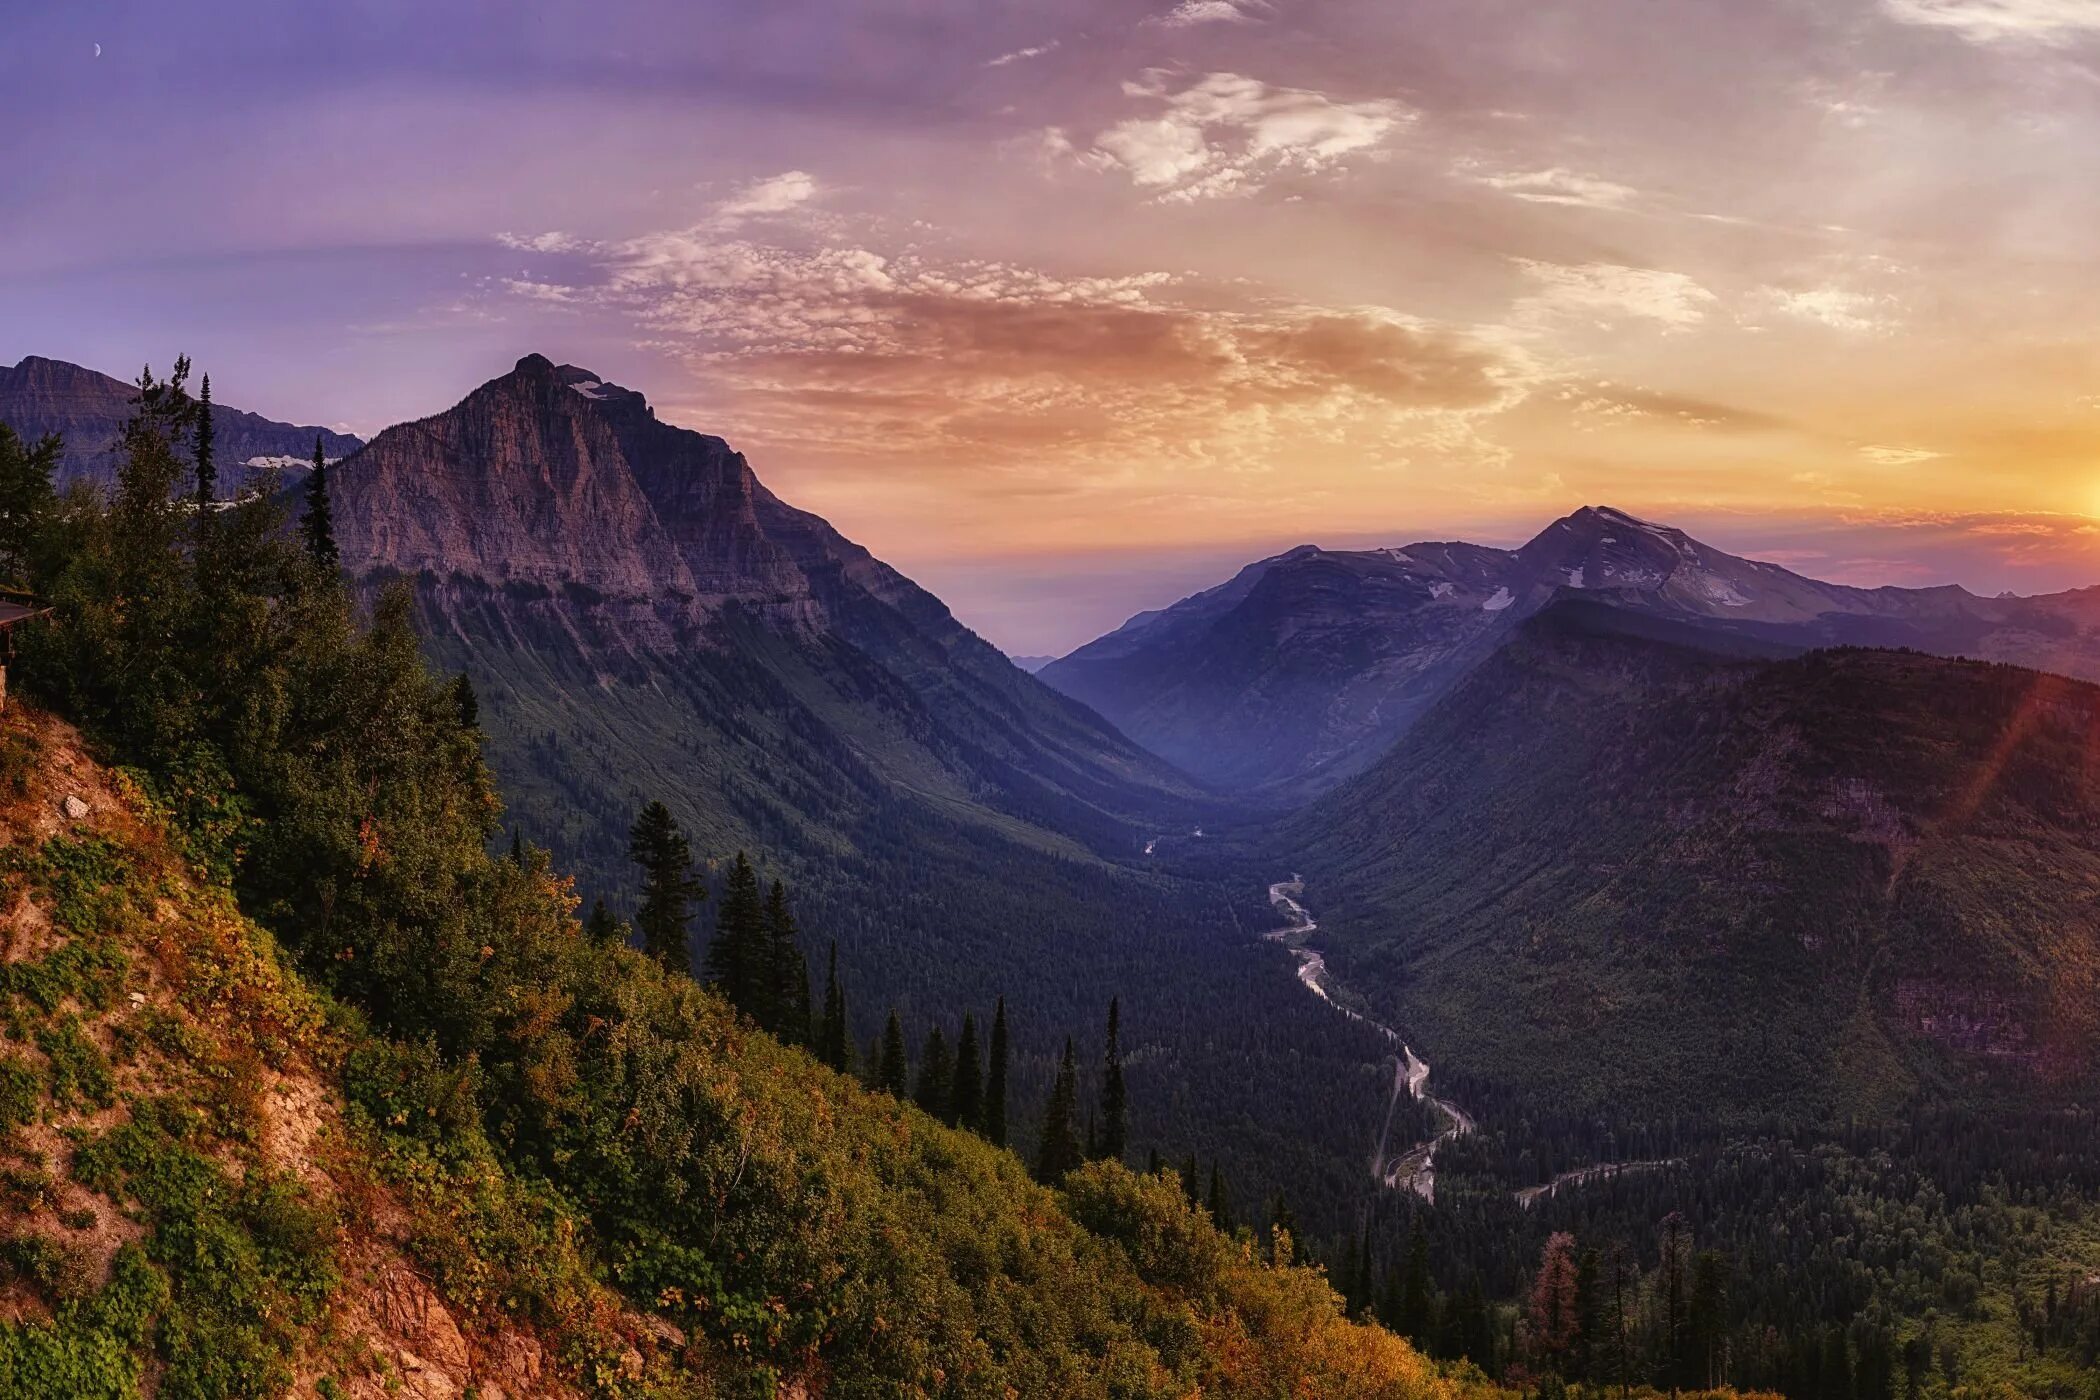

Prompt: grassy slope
[1289,606,2100,1124]
[0,702,1504,1400]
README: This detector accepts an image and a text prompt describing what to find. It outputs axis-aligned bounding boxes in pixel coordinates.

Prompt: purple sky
[7,0,2100,653]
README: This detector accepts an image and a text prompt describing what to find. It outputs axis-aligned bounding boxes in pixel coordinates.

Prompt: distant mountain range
[1043,505,2100,796]
[0,354,362,490]
[1281,597,2100,1122]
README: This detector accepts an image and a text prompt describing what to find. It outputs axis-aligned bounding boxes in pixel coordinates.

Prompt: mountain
[323,357,1407,1216]
[1281,597,2100,1124]
[0,354,362,490]
[1042,505,2095,796]
[1008,653,1057,673]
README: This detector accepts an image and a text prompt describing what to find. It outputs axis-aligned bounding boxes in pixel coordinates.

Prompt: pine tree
[1206,1163,1232,1232]
[914,1025,952,1117]
[819,941,851,1073]
[761,879,811,1043]
[1098,996,1127,1163]
[1529,1231,1582,1371]
[1178,1153,1199,1206]
[0,425,58,585]
[984,996,1010,1148]
[450,673,479,730]
[877,1010,909,1096]
[949,1012,982,1130]
[582,897,624,946]
[706,851,766,1016]
[302,433,338,571]
[628,800,701,973]
[193,373,217,510]
[1034,1037,1084,1183]
[1399,1223,1435,1344]
[1688,1249,1729,1391]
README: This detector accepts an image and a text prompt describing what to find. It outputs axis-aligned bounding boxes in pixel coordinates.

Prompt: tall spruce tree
[706,851,767,1017]
[302,433,338,571]
[984,996,1010,1147]
[1206,1162,1232,1232]
[819,941,851,1073]
[1399,1224,1434,1344]
[949,1012,982,1131]
[913,1025,952,1118]
[1098,996,1127,1162]
[761,879,812,1044]
[877,1010,909,1096]
[627,800,701,972]
[1034,1038,1084,1183]
[192,373,217,510]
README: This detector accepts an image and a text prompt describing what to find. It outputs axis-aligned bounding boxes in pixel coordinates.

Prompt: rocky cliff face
[1043,504,2098,795]
[0,355,361,491]
[326,357,1207,978]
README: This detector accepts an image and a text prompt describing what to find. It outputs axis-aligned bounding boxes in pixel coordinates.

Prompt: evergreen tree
[877,1010,909,1096]
[1658,1211,1692,1393]
[0,425,58,585]
[302,433,338,571]
[582,897,624,947]
[761,879,812,1043]
[1034,1037,1084,1183]
[984,995,1009,1148]
[949,1012,982,1130]
[914,1025,952,1118]
[706,851,766,1015]
[628,800,701,973]
[1529,1231,1582,1372]
[1572,1245,1602,1382]
[192,372,217,510]
[1098,996,1127,1163]
[1178,1153,1199,1206]
[450,673,479,730]
[819,941,851,1073]
[1399,1223,1435,1344]
[1688,1249,1730,1391]
[1205,1162,1232,1232]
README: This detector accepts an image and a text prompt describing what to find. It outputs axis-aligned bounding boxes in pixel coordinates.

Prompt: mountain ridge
[1042,504,2100,795]
[0,353,362,490]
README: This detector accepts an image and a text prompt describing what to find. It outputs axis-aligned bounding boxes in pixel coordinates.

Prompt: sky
[5,0,2100,653]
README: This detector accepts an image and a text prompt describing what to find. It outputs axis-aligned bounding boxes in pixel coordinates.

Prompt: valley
[5,353,2098,1398]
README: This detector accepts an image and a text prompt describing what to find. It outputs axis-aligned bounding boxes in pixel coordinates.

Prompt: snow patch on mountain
[1483,587,1515,612]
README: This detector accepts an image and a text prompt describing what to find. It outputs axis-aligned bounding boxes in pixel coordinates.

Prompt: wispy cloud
[986,41,1060,67]
[1513,260,1719,330]
[1764,286,1895,334]
[1858,443,1942,465]
[1074,71,1412,201]
[1473,167,1639,210]
[715,171,820,223]
[1881,0,2100,44]
[501,225,1528,481]
[1154,0,1269,25]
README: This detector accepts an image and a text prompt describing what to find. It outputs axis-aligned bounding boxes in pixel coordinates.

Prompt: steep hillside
[0,702,1486,1400]
[0,355,360,492]
[1045,506,2091,796]
[1285,600,2100,1123]
[0,707,635,1398]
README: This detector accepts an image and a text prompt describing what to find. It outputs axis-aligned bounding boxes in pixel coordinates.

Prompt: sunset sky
[6,0,2100,652]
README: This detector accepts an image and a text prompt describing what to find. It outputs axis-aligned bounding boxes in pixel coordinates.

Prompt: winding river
[1264,877,1475,1202]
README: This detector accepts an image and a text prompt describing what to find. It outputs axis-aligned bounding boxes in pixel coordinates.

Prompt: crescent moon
[93,43,102,57]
